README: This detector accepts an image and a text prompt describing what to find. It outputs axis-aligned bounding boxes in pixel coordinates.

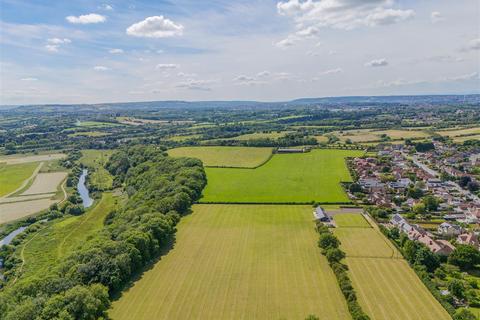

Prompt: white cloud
[99,4,113,11]
[296,26,319,38]
[365,58,388,67]
[156,63,179,70]
[109,48,124,54]
[66,13,106,24]
[467,38,480,51]
[93,66,109,71]
[275,36,297,49]
[320,68,343,75]
[45,38,71,52]
[20,77,38,81]
[177,72,197,78]
[256,71,271,78]
[430,11,444,23]
[277,0,414,30]
[126,16,183,38]
[176,79,215,91]
[440,72,478,82]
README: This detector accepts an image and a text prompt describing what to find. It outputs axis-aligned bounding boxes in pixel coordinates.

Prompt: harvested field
[0,153,65,165]
[436,127,480,137]
[109,204,350,320]
[21,172,67,195]
[347,258,451,320]
[0,193,55,204]
[202,149,363,203]
[168,146,273,168]
[0,198,56,224]
[333,214,450,320]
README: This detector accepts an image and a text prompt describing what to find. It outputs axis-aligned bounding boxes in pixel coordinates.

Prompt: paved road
[410,155,480,203]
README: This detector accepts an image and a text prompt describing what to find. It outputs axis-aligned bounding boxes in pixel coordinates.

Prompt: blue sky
[0,0,479,104]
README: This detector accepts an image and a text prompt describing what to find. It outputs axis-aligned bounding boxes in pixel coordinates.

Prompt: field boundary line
[1,162,44,199]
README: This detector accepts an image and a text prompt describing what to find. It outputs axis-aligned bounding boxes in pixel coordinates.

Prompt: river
[78,169,94,208]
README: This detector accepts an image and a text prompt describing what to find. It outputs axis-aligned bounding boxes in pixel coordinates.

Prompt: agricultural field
[0,153,65,165]
[168,146,273,168]
[17,193,117,280]
[333,214,450,320]
[231,131,292,140]
[436,126,480,137]
[167,134,202,141]
[0,199,57,224]
[68,131,110,137]
[332,129,430,143]
[0,162,39,197]
[109,204,350,320]
[453,134,480,142]
[20,172,67,195]
[76,120,122,128]
[201,149,364,203]
[80,149,114,190]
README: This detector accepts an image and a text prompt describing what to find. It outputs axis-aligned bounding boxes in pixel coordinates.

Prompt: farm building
[313,207,330,222]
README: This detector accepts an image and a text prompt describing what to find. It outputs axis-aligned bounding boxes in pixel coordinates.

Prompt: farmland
[333,214,450,320]
[168,146,273,168]
[16,193,117,281]
[0,153,65,165]
[201,149,364,203]
[0,162,39,197]
[110,204,350,320]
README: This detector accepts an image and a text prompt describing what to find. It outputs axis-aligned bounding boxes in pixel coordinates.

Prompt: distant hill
[3,94,479,113]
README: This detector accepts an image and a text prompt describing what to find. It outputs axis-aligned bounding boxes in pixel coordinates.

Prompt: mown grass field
[18,193,117,280]
[232,131,292,140]
[436,126,480,137]
[0,162,39,197]
[347,258,451,320]
[168,146,273,168]
[80,149,114,190]
[333,214,450,320]
[202,149,364,203]
[109,204,350,320]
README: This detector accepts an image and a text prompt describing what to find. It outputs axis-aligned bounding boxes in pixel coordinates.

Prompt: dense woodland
[0,145,206,320]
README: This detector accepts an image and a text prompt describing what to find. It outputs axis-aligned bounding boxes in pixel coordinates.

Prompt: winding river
[77,169,94,208]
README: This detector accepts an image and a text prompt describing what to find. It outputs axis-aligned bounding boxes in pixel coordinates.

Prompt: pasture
[0,162,39,197]
[80,149,114,190]
[109,204,350,320]
[201,149,363,203]
[436,126,480,137]
[17,193,117,280]
[333,214,449,319]
[232,131,292,140]
[76,120,122,128]
[168,146,273,168]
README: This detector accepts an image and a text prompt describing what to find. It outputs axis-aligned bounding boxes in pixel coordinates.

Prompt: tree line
[0,145,207,320]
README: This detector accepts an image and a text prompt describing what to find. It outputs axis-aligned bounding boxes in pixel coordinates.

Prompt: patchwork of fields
[0,156,67,224]
[333,214,450,320]
[202,149,364,203]
[110,205,350,320]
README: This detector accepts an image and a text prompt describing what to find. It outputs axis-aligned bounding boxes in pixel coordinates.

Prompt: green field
[109,204,350,320]
[80,149,114,190]
[168,146,273,168]
[232,131,292,140]
[0,162,39,197]
[18,193,117,280]
[76,121,122,128]
[333,214,450,320]
[201,149,364,203]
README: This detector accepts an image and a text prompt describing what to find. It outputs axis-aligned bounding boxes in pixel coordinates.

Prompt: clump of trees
[316,222,370,320]
[0,145,207,319]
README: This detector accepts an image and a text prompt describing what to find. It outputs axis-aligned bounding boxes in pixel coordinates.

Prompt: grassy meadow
[201,149,364,203]
[333,214,450,320]
[80,149,114,190]
[17,193,117,280]
[0,162,39,197]
[168,146,273,168]
[109,204,350,320]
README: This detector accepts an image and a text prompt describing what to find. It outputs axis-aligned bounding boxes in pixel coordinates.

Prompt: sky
[0,0,479,105]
